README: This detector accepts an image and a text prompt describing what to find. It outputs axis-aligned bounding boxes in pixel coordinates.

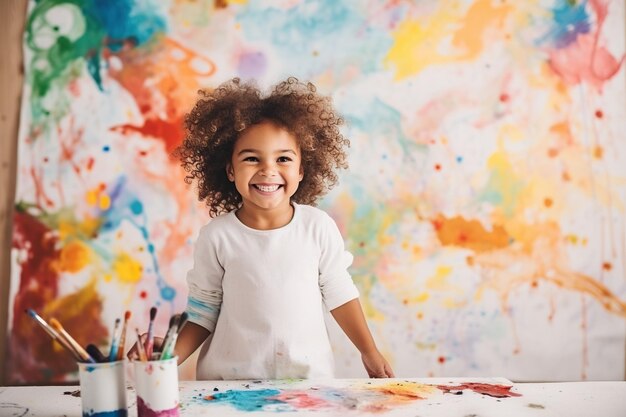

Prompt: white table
[1,377,625,416]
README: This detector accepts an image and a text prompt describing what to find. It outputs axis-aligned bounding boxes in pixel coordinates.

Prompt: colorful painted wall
[5,0,625,384]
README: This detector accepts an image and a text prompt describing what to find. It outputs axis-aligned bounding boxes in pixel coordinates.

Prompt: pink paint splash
[548,0,625,91]
[272,391,330,410]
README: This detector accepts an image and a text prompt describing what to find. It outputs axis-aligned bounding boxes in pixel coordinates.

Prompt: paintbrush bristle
[179,312,189,328]
[149,306,157,320]
[49,318,62,331]
[124,310,131,321]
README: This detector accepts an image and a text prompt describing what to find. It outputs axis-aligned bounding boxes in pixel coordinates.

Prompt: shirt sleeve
[185,224,223,333]
[318,213,359,311]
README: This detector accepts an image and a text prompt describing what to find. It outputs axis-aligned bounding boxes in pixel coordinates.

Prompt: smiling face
[226,120,303,227]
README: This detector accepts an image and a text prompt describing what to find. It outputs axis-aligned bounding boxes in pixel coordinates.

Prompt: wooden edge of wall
[0,0,27,386]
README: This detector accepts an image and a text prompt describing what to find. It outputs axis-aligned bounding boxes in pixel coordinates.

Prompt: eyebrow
[237,149,297,155]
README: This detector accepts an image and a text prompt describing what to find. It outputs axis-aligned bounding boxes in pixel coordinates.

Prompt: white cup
[78,360,127,417]
[133,357,180,417]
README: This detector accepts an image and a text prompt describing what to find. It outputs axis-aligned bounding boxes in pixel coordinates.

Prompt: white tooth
[256,184,279,192]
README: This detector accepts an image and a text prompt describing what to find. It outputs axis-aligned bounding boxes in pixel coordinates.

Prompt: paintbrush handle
[135,329,148,361]
[108,320,122,362]
[145,323,155,359]
[116,322,128,361]
[160,332,179,361]
[27,311,83,361]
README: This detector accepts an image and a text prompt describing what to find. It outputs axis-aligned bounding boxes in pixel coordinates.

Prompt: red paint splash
[112,116,185,154]
[437,383,521,398]
[7,211,70,383]
[7,210,108,384]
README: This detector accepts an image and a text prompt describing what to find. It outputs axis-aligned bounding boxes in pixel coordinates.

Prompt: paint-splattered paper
[7,0,626,383]
[179,378,522,415]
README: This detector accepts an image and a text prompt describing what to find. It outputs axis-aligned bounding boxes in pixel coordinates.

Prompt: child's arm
[172,322,211,365]
[331,298,395,378]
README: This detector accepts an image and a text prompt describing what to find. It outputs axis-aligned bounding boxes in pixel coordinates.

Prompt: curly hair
[174,77,350,217]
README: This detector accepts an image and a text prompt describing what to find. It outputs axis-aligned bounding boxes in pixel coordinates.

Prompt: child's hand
[126,334,164,361]
[361,350,395,378]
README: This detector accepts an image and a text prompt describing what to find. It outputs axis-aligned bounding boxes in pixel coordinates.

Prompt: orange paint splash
[108,37,216,152]
[432,215,510,252]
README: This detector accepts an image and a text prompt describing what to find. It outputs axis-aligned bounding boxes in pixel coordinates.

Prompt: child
[130,77,394,380]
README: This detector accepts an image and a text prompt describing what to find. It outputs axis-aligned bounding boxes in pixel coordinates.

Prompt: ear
[226,164,235,182]
[299,165,304,182]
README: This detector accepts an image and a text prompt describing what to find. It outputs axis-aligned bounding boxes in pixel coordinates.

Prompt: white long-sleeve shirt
[185,203,359,380]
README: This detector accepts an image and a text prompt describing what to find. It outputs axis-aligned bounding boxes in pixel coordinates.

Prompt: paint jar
[78,360,128,417]
[133,357,180,417]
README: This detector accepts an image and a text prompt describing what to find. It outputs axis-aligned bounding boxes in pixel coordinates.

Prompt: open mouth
[253,184,282,192]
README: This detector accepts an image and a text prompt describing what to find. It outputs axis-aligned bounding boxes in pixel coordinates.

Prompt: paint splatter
[437,383,521,398]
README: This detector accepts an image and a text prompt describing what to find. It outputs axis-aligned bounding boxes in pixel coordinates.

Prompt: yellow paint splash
[44,278,107,349]
[86,188,111,210]
[45,278,102,318]
[112,252,143,284]
[484,151,523,217]
[369,381,437,401]
[426,265,453,290]
[385,0,512,79]
[404,292,430,304]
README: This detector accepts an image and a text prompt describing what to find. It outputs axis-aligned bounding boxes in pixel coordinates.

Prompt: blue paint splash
[206,389,290,412]
[539,0,590,48]
[236,0,393,78]
[96,176,175,301]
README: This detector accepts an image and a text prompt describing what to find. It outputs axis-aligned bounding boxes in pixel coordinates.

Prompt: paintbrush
[25,309,82,361]
[86,344,108,363]
[161,312,188,360]
[108,318,122,362]
[159,314,179,360]
[49,318,95,363]
[144,306,157,359]
[135,328,148,361]
[116,311,131,361]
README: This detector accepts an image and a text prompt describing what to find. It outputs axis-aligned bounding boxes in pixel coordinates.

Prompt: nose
[259,161,277,177]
